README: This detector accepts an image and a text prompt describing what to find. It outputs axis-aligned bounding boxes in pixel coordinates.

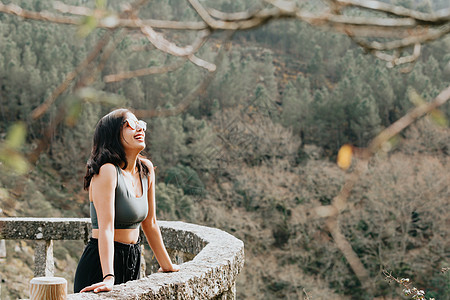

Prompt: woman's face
[120,112,146,152]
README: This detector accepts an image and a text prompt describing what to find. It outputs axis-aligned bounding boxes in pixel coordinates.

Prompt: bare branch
[382,270,429,300]
[336,0,450,24]
[104,59,186,83]
[0,1,206,30]
[350,24,450,51]
[31,31,114,119]
[310,205,338,218]
[307,84,450,286]
[28,104,68,164]
[134,32,234,118]
[188,54,216,72]
[3,0,449,55]
[54,0,208,30]
[302,288,311,300]
[134,19,206,30]
[327,13,417,27]
[269,0,448,34]
[76,30,127,89]
[53,1,93,16]
[206,6,264,21]
[138,25,209,56]
[29,0,150,119]
[310,83,450,221]
[326,217,370,285]
[367,84,450,154]
[188,0,284,30]
[0,2,79,25]
[373,43,421,68]
[187,0,230,29]
[132,10,214,71]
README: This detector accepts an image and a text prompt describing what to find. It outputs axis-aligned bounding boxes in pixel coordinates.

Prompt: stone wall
[0,218,245,299]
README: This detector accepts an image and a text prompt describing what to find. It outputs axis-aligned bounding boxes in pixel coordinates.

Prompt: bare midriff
[91,228,140,244]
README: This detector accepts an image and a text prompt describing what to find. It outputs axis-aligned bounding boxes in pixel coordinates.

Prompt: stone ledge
[0,218,244,299]
[0,217,92,242]
[68,221,244,299]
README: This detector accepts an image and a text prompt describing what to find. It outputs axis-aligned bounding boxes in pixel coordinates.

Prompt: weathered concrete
[66,221,244,299]
[0,218,244,299]
[0,239,5,258]
[34,240,54,277]
[0,218,92,242]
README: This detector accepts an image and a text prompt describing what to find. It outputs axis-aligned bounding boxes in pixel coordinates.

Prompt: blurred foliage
[337,144,353,170]
[0,122,29,174]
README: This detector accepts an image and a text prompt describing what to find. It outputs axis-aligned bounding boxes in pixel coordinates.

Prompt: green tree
[156,182,195,221]
[148,112,187,169]
[281,74,313,137]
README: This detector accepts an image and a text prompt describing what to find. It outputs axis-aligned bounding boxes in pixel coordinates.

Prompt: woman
[74,108,179,293]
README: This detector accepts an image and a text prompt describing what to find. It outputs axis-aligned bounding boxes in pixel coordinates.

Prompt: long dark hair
[84,108,149,190]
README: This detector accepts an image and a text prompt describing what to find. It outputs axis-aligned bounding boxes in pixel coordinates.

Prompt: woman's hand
[79,276,114,293]
[158,264,180,273]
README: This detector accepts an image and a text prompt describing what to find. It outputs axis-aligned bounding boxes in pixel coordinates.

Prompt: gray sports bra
[90,165,149,229]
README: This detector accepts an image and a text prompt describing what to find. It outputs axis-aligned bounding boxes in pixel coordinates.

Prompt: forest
[0,0,449,299]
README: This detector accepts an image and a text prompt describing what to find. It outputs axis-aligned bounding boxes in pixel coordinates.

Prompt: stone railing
[0,218,244,299]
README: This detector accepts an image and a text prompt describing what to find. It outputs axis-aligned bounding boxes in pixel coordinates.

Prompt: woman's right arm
[80,163,117,293]
[141,160,179,273]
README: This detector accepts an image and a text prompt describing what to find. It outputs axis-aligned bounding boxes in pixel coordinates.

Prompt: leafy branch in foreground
[382,269,450,300]
[307,85,450,288]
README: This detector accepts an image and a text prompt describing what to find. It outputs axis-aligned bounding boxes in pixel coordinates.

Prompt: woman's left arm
[141,160,179,272]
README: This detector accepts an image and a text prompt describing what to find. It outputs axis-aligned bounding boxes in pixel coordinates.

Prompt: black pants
[73,238,141,293]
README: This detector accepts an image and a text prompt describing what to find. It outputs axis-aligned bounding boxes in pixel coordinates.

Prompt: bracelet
[103,274,115,280]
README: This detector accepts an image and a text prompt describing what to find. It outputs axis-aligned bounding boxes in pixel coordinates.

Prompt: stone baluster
[34,240,55,277]
[0,239,5,258]
[0,209,5,259]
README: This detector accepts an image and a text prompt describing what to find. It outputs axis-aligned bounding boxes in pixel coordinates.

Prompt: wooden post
[30,277,67,300]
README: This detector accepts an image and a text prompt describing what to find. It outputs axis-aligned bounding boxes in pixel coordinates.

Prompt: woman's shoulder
[140,158,154,169]
[97,163,118,177]
[140,158,155,183]
[91,163,117,188]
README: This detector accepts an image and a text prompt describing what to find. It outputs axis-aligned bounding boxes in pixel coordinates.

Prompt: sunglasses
[123,118,147,131]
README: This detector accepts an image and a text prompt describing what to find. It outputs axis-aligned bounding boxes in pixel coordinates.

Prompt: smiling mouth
[134,134,145,141]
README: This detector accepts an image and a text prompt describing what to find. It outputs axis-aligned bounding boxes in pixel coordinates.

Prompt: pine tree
[281,74,312,137]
